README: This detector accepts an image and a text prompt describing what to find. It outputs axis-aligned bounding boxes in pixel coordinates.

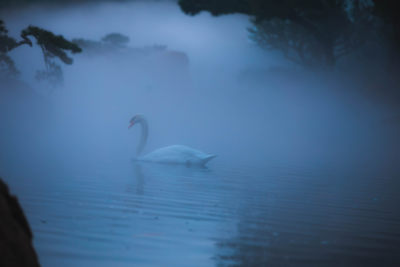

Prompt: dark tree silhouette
[372,0,400,60]
[372,0,399,37]
[21,26,82,86]
[1,21,81,87]
[178,0,371,68]
[0,20,32,77]
[72,33,130,56]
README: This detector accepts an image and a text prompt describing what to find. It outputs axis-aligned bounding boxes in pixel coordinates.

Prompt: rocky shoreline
[0,178,40,267]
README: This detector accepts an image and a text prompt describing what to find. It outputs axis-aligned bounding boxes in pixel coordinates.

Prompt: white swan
[128,115,216,166]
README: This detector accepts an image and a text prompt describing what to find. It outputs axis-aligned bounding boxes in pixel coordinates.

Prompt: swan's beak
[128,122,134,129]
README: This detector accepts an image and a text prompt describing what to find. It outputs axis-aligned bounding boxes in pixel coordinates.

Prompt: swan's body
[129,115,215,166]
[139,145,216,165]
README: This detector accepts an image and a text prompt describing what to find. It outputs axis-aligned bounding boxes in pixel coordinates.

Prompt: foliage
[72,33,130,57]
[0,20,31,77]
[1,21,81,86]
[101,33,130,47]
[0,20,18,52]
[0,20,17,77]
[371,0,400,55]
[21,26,81,65]
[19,26,81,87]
[179,0,373,68]
[35,61,63,88]
[372,0,399,27]
[0,53,19,77]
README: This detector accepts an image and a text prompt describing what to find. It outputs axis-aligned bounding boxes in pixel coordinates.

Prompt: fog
[2,0,397,172]
[6,5,400,182]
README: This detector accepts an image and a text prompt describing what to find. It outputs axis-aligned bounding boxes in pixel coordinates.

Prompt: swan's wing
[140,145,216,165]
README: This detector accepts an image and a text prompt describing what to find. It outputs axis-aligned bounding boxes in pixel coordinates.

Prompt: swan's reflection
[132,163,144,195]
[129,161,212,197]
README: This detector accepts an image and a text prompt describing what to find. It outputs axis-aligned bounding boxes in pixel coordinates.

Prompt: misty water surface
[1,1,400,266]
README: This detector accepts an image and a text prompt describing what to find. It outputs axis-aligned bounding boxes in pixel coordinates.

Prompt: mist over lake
[1,1,400,266]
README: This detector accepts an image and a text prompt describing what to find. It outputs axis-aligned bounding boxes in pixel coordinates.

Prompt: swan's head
[128,114,144,129]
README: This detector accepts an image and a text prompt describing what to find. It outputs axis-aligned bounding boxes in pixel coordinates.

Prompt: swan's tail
[202,154,217,165]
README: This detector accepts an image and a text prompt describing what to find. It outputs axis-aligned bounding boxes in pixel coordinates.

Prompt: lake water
[3,156,400,267]
[1,2,400,266]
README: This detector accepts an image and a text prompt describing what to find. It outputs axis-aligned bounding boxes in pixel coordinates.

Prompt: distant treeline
[179,0,400,69]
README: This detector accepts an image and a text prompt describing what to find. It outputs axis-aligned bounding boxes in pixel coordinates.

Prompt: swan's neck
[136,118,148,156]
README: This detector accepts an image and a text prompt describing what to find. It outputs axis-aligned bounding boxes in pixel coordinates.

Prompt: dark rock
[0,178,40,267]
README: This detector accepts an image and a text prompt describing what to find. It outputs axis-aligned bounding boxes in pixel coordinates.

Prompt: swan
[128,115,216,166]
